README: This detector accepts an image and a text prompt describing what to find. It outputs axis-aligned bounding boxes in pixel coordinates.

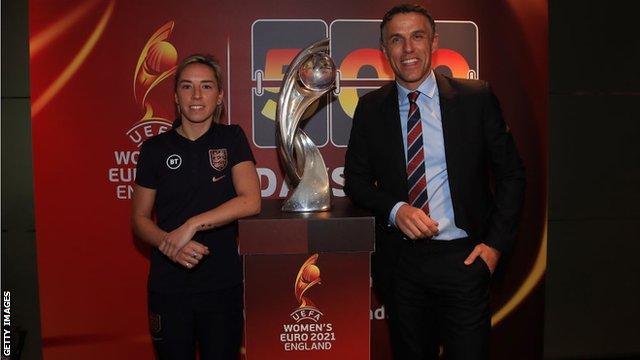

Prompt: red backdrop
[30,0,547,358]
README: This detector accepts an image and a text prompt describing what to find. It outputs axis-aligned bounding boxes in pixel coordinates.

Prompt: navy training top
[136,122,255,293]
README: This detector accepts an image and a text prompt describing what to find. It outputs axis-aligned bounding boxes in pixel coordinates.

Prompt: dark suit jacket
[344,73,525,302]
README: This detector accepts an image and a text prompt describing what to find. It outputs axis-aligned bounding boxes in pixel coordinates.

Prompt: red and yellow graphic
[336,48,473,120]
[432,48,473,79]
[338,48,394,80]
[260,48,322,122]
[263,48,300,80]
[126,22,178,146]
[294,254,322,309]
[30,0,115,118]
[133,21,178,122]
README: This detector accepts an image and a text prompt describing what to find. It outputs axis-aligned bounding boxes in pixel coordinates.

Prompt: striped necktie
[406,91,429,213]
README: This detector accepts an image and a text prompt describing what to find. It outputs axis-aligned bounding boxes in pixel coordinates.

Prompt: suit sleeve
[344,97,401,224]
[481,83,526,253]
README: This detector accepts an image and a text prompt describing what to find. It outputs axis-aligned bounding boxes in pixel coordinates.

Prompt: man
[344,4,525,359]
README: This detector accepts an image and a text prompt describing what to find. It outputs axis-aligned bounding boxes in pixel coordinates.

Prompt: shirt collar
[172,118,217,143]
[396,70,438,103]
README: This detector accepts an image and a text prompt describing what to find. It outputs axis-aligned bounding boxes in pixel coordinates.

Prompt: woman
[131,54,260,359]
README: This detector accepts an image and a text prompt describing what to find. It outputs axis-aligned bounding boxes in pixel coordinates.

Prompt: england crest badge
[209,149,228,171]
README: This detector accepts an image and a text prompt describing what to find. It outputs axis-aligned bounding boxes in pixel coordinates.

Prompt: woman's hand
[174,240,210,269]
[159,221,197,261]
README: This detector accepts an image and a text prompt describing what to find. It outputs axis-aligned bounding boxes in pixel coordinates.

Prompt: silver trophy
[276,39,336,212]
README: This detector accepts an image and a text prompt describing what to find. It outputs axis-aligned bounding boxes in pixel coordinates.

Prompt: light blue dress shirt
[389,71,468,240]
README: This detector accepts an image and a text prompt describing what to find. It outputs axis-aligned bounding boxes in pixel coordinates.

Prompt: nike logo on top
[212,175,226,182]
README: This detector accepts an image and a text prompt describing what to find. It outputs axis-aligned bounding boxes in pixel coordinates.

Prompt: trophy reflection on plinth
[276,39,336,212]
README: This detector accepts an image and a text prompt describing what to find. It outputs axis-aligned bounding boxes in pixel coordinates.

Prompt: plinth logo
[291,254,323,322]
[280,254,336,352]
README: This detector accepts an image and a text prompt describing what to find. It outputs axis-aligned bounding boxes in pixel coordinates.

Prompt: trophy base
[281,191,332,213]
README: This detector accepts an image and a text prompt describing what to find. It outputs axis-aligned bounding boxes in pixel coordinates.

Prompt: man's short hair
[174,53,225,122]
[380,4,436,44]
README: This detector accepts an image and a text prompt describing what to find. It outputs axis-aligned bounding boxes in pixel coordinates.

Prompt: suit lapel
[436,72,467,217]
[380,83,409,194]
[436,72,459,127]
[436,73,461,165]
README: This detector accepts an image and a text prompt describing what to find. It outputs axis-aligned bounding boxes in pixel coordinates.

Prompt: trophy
[276,39,336,212]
